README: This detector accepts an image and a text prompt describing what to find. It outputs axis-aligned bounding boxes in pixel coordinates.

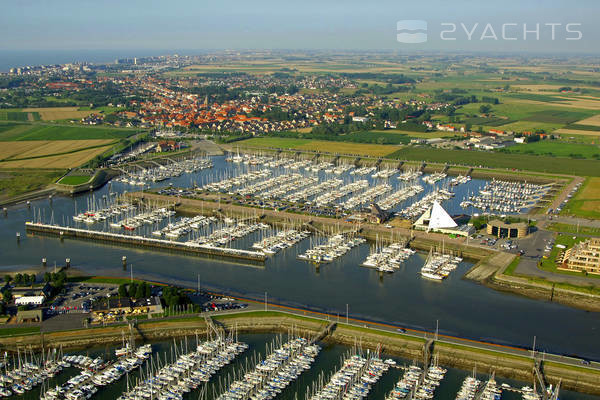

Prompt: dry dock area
[24,221,267,263]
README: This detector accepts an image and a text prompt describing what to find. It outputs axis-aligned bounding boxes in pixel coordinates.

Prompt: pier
[24,222,267,263]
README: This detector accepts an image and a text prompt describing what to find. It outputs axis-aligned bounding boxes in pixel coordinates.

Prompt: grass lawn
[58,175,91,185]
[0,123,136,141]
[502,141,600,159]
[561,177,600,219]
[504,256,521,275]
[0,326,41,337]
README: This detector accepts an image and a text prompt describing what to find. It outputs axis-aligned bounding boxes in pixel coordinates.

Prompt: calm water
[0,49,203,72]
[2,156,599,361]
[8,334,599,400]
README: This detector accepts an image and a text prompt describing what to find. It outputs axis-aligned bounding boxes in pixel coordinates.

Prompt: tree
[128,283,138,298]
[0,302,5,315]
[14,274,23,286]
[118,284,128,298]
[465,122,472,132]
[479,104,492,114]
[144,284,151,298]
[44,273,51,283]
[3,275,11,284]
[2,290,12,303]
[135,284,145,299]
[29,274,36,286]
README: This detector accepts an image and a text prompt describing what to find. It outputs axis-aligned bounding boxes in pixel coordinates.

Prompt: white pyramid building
[414,201,457,231]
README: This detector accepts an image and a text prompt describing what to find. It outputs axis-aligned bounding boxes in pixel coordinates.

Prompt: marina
[119,335,247,400]
[420,249,463,281]
[217,336,319,400]
[115,157,213,186]
[2,153,599,367]
[460,180,553,214]
[308,351,391,400]
[0,327,583,400]
[251,229,310,255]
[297,233,366,264]
[361,242,416,273]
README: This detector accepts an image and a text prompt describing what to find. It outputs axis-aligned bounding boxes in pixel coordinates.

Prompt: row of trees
[118,281,152,299]
[3,273,36,286]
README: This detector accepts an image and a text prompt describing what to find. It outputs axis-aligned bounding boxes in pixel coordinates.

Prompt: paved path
[549,176,584,211]
[537,214,600,229]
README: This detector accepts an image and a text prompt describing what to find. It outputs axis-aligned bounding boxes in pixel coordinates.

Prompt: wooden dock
[25,222,267,263]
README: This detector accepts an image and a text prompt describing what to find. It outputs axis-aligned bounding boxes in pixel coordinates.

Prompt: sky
[1,0,598,55]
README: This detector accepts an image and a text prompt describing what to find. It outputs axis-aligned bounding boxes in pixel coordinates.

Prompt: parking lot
[48,282,119,315]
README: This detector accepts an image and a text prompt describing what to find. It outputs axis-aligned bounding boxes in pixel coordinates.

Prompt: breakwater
[24,221,267,263]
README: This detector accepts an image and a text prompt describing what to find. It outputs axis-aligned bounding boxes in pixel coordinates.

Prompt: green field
[522,110,593,124]
[457,101,597,133]
[561,177,600,219]
[0,169,66,200]
[502,141,600,159]
[0,122,136,141]
[58,175,91,185]
[0,111,30,121]
[388,147,600,176]
[564,124,600,132]
[505,93,569,103]
[0,326,41,337]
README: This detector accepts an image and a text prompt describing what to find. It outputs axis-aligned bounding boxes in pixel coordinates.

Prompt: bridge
[310,322,336,345]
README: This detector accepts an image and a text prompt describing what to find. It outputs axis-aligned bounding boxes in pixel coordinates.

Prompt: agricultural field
[502,141,600,159]
[0,140,115,162]
[22,107,94,121]
[369,129,455,139]
[561,177,600,219]
[575,114,600,127]
[239,137,398,157]
[0,110,39,121]
[555,129,600,138]
[0,145,113,168]
[388,147,600,177]
[0,122,135,141]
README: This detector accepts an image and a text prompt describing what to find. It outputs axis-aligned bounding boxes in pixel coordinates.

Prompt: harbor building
[413,201,474,237]
[486,220,528,238]
[560,238,600,275]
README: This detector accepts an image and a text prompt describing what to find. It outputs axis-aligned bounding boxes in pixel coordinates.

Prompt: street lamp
[346,304,349,324]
